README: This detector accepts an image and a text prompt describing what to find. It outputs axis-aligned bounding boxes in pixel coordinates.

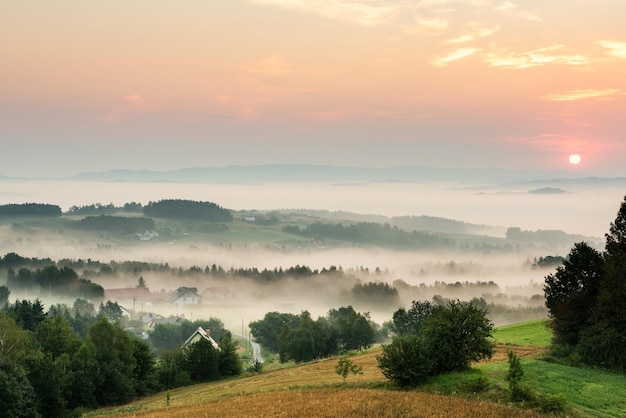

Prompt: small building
[170,287,200,308]
[104,287,159,310]
[182,327,220,350]
[152,315,185,327]
[201,286,233,302]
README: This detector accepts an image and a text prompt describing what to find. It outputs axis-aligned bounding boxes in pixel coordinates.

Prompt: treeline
[66,202,144,215]
[544,195,626,372]
[390,215,496,235]
[250,306,384,364]
[283,221,452,249]
[65,200,229,221]
[350,281,400,308]
[143,199,232,222]
[1,253,359,286]
[0,203,62,217]
[393,279,501,300]
[71,215,156,234]
[277,210,496,235]
[532,255,565,269]
[0,298,242,417]
[506,227,595,246]
[6,265,104,299]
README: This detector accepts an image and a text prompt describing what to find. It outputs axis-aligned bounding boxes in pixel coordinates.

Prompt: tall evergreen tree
[543,242,604,345]
[545,195,626,372]
[604,195,626,258]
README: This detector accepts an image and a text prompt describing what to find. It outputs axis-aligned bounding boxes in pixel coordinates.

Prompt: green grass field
[491,319,552,347]
[478,359,626,417]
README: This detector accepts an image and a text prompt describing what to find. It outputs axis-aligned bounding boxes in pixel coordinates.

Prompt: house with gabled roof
[182,327,220,350]
[201,286,233,303]
[170,287,200,308]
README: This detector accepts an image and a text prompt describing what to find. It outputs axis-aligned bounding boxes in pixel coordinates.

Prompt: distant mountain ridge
[66,164,596,184]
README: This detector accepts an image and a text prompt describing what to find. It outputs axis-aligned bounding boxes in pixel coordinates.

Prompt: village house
[182,326,220,350]
[170,287,200,308]
[200,286,233,303]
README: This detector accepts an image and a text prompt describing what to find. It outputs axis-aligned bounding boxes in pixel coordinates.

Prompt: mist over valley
[2,170,619,331]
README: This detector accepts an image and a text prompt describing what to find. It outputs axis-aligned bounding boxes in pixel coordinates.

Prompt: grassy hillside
[87,346,546,418]
[491,319,552,347]
[87,320,626,417]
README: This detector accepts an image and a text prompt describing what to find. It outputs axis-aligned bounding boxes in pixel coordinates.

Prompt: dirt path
[482,344,549,363]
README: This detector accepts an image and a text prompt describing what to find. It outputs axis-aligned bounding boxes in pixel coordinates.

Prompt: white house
[170,287,200,308]
[182,327,220,350]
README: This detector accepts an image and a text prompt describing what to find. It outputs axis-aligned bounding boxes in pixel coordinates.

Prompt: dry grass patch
[88,345,547,417]
[98,388,547,418]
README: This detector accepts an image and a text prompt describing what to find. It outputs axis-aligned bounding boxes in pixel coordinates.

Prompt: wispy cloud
[542,88,624,102]
[484,45,587,69]
[102,94,152,123]
[241,56,293,76]
[431,48,479,66]
[495,0,540,21]
[248,0,540,31]
[599,40,626,58]
[215,95,264,121]
[247,0,402,27]
[445,24,499,44]
[123,94,148,106]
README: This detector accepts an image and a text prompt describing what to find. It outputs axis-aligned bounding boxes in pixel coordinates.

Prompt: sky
[1,0,626,178]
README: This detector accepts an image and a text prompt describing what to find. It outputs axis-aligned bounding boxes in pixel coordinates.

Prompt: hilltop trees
[250,307,378,364]
[143,199,232,222]
[544,242,603,346]
[377,299,494,387]
[544,195,626,371]
[0,203,62,217]
[5,264,103,299]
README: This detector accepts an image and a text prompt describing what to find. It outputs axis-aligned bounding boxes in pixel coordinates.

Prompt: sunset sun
[569,154,582,165]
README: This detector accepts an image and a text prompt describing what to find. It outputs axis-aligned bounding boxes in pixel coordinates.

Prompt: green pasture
[491,319,551,347]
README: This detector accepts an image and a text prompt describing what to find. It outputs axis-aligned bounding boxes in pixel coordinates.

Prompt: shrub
[460,375,491,393]
[537,393,567,414]
[511,382,536,403]
[247,360,263,373]
[507,350,535,402]
[544,343,583,366]
[377,334,432,388]
[335,356,363,384]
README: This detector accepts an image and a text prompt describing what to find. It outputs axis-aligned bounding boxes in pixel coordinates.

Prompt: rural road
[251,339,264,363]
[235,334,264,364]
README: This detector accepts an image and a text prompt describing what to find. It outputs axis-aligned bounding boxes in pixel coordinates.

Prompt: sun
[568,154,582,165]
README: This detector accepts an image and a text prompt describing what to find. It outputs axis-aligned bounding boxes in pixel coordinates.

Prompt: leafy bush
[377,334,432,387]
[544,343,583,366]
[460,375,491,393]
[247,360,263,373]
[378,299,494,388]
[537,393,567,414]
[507,350,535,402]
[335,356,363,383]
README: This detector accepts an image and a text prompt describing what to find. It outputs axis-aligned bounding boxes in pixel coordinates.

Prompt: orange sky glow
[1,0,625,177]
